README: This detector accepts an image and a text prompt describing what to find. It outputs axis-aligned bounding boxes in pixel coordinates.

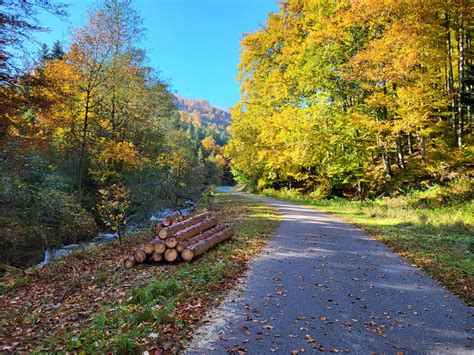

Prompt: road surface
[186,188,473,354]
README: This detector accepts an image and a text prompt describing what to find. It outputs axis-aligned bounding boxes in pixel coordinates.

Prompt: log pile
[124,211,233,268]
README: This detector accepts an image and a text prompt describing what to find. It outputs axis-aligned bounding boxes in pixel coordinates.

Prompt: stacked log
[173,217,218,243]
[162,211,183,226]
[181,227,234,261]
[158,212,210,239]
[124,210,233,268]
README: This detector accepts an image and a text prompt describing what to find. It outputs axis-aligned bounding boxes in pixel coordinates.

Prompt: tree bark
[174,217,218,243]
[159,212,210,239]
[76,87,91,201]
[181,227,234,262]
[396,134,405,169]
[418,135,426,162]
[187,224,226,245]
[163,211,182,226]
[445,9,458,144]
[457,9,465,147]
[381,149,392,179]
[407,134,413,155]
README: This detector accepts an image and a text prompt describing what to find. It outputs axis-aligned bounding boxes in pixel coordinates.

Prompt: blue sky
[34,0,278,110]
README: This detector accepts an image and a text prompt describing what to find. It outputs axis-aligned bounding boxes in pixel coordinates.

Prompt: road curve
[186,188,473,354]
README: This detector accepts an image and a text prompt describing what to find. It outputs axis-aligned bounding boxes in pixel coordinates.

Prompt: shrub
[0,178,97,268]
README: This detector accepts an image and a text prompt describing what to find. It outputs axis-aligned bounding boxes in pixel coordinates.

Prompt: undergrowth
[4,193,280,353]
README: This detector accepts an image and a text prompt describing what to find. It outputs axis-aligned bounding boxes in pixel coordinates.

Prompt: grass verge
[261,186,473,305]
[0,193,279,353]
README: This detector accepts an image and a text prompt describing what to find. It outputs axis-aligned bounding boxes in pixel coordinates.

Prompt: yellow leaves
[95,183,130,233]
[201,136,218,153]
[96,140,139,168]
[214,154,226,168]
[364,92,395,110]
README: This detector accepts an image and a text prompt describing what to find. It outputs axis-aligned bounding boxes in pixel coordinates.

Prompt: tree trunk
[76,88,91,201]
[457,11,465,147]
[187,224,226,245]
[176,224,226,253]
[467,23,473,134]
[176,243,186,253]
[396,134,405,169]
[181,227,234,262]
[407,134,413,155]
[445,9,458,144]
[418,135,426,162]
[158,212,210,239]
[175,225,226,253]
[174,217,218,243]
[381,149,392,179]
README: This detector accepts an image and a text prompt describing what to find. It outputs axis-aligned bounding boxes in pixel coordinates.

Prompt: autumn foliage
[225,0,473,197]
[0,0,221,268]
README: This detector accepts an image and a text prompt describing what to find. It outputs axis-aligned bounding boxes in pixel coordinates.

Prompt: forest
[0,0,226,268]
[226,0,473,198]
[1,0,473,352]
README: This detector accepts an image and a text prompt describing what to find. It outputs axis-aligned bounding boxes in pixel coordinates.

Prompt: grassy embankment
[260,179,474,304]
[0,193,279,353]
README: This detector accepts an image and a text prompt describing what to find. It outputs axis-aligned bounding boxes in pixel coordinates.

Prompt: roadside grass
[261,184,474,305]
[0,193,279,353]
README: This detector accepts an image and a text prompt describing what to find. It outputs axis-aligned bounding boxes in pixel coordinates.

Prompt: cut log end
[165,237,178,248]
[154,241,166,254]
[143,243,155,255]
[164,248,178,262]
[154,224,163,235]
[176,243,185,253]
[163,211,182,226]
[134,250,147,263]
[125,213,229,267]
[158,229,168,239]
[181,249,194,261]
[152,252,163,262]
[124,257,135,269]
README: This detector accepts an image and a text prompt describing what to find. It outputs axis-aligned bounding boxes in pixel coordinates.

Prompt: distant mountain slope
[175,96,231,144]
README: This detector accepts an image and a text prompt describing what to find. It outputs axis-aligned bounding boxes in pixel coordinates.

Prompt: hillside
[175,96,231,145]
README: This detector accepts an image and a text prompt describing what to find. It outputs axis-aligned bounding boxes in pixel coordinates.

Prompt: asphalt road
[186,189,473,354]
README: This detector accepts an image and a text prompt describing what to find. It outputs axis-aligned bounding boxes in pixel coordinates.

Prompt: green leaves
[95,183,130,237]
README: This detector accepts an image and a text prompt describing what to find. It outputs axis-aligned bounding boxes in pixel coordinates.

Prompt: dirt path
[186,189,473,354]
